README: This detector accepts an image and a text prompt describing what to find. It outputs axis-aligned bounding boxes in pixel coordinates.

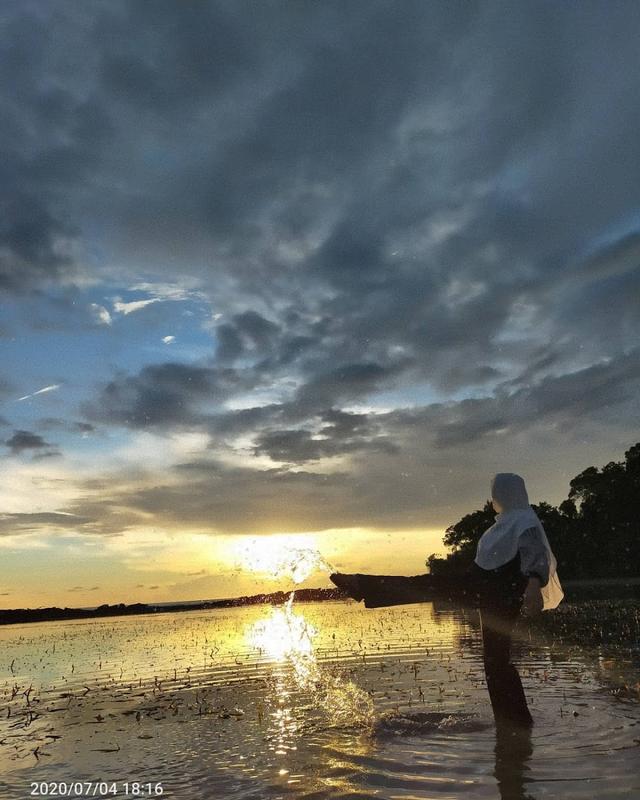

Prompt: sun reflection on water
[248,593,318,684]
[246,593,374,730]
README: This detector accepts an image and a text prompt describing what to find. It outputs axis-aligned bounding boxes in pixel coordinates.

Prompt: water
[0,598,638,799]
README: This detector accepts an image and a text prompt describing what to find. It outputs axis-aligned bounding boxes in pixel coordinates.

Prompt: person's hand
[330,572,364,602]
[521,576,543,617]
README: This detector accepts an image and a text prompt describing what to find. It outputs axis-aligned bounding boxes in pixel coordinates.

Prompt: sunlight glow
[232,534,334,584]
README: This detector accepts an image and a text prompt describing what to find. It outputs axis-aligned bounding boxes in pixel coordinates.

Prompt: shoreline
[2,577,639,628]
[0,587,347,626]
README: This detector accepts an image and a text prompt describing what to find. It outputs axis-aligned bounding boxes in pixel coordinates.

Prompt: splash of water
[280,548,335,584]
[372,710,489,738]
[236,540,335,584]
[240,538,372,727]
[247,590,374,729]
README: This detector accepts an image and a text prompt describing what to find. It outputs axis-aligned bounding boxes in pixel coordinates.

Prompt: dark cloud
[253,418,399,464]
[31,448,63,461]
[293,361,412,414]
[53,347,639,536]
[37,418,95,434]
[0,5,114,292]
[81,363,241,428]
[4,1,640,368]
[2,0,640,539]
[215,310,280,362]
[432,349,640,447]
[4,429,53,454]
[0,512,94,535]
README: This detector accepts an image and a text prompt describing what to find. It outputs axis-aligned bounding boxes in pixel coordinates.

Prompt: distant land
[0,586,347,626]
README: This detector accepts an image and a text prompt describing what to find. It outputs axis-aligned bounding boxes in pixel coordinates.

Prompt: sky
[1,0,640,609]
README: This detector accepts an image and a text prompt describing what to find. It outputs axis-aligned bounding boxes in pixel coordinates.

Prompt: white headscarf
[474,473,564,610]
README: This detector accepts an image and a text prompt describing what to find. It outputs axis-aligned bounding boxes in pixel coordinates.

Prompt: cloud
[128,282,208,302]
[4,2,640,373]
[112,297,162,315]
[17,384,61,402]
[67,585,99,592]
[2,1,640,544]
[162,335,175,344]
[252,423,399,464]
[36,418,95,435]
[90,303,112,325]
[4,430,53,455]
[215,310,280,361]
[105,283,207,321]
[0,512,94,535]
[60,345,640,537]
[430,349,640,447]
[0,6,114,293]
[81,362,244,428]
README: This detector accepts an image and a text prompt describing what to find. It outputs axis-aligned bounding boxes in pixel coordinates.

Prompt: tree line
[427,443,640,580]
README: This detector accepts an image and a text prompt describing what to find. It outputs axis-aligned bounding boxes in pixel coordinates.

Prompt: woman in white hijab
[331,473,563,728]
[478,473,563,613]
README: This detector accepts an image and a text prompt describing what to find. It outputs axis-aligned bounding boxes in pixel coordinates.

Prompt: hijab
[474,473,564,610]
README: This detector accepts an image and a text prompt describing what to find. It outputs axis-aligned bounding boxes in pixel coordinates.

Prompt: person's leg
[331,572,441,608]
[494,722,534,800]
[480,609,533,727]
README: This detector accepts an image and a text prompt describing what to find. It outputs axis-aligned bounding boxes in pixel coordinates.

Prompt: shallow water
[0,599,638,799]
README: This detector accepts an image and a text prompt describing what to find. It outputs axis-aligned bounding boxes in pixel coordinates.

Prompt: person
[330,473,564,728]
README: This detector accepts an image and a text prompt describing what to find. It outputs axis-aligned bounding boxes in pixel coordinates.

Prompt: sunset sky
[2,1,639,609]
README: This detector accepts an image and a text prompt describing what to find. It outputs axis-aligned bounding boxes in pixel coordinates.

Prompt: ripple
[0,601,638,799]
[372,710,492,737]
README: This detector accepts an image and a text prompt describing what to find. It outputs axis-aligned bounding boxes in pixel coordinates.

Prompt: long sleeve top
[517,526,550,587]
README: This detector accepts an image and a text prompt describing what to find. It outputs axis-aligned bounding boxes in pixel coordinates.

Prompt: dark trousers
[479,607,533,727]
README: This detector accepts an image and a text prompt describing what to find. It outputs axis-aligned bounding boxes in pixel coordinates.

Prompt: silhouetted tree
[430,443,640,580]
[427,501,495,576]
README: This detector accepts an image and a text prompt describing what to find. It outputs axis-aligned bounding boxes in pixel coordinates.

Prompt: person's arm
[330,572,437,607]
[518,527,549,616]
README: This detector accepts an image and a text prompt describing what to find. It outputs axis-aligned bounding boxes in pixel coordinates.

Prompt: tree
[426,501,496,575]
[433,443,640,580]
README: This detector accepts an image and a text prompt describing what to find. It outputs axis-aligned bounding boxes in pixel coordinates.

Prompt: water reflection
[245,594,374,727]
[245,593,375,792]
[247,592,317,685]
[1,601,638,799]
[494,724,534,800]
